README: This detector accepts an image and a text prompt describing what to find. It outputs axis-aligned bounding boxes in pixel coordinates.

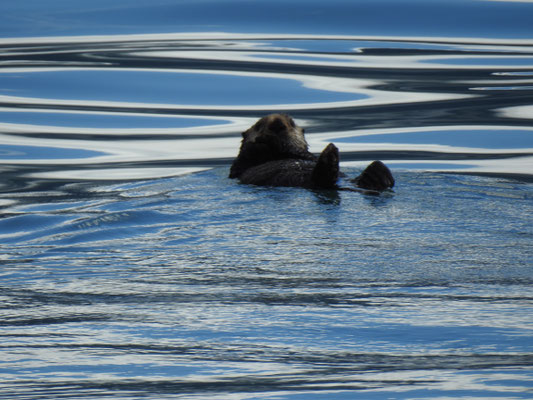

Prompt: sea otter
[229,114,394,192]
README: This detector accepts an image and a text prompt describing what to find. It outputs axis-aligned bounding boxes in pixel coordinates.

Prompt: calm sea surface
[1,1,532,399]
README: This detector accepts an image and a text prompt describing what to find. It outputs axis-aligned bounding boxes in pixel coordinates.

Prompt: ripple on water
[1,33,533,180]
[0,16,533,400]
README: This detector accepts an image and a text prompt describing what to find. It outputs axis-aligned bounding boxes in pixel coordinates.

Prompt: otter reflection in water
[229,114,394,192]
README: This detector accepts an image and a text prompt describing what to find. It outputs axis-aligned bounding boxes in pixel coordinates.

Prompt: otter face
[229,114,313,179]
[241,114,308,155]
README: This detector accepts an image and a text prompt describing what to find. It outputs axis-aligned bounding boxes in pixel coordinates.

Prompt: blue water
[1,1,532,399]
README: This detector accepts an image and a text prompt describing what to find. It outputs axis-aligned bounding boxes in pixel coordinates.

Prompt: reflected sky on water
[0,1,532,399]
[0,31,532,178]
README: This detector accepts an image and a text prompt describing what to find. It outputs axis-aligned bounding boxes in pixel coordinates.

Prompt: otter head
[229,114,312,179]
[241,114,309,156]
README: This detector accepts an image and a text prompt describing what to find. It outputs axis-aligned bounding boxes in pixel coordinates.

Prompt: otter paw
[311,143,340,189]
[352,160,395,191]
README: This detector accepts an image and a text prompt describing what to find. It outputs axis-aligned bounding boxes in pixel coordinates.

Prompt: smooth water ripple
[1,32,533,180]
[1,0,533,399]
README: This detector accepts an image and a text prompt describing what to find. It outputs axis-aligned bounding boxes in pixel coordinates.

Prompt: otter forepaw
[311,143,339,189]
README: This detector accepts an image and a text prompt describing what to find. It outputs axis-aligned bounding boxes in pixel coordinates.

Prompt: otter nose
[268,117,286,133]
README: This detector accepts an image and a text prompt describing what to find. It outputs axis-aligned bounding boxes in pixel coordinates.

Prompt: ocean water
[0,1,532,399]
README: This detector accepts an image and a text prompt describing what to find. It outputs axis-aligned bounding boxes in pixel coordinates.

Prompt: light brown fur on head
[241,113,309,155]
[229,114,315,179]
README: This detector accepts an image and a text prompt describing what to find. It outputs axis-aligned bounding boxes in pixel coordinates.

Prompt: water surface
[1,1,532,399]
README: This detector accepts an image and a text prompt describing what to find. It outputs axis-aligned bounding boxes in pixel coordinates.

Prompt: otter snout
[266,115,290,134]
[245,114,296,142]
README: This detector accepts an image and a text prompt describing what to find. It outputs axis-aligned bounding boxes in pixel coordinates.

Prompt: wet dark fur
[230,114,394,191]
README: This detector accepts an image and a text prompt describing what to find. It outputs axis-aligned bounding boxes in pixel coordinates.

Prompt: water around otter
[1,1,533,399]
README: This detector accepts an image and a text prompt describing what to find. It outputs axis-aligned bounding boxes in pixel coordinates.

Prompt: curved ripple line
[0,32,532,178]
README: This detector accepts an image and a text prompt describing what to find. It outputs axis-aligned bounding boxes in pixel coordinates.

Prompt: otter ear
[287,115,296,127]
[254,118,266,131]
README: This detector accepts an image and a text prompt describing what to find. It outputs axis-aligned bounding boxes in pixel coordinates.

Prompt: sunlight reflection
[310,125,533,153]
[497,105,533,120]
[0,66,471,111]
[29,167,209,180]
[0,108,248,136]
[0,132,240,164]
[0,109,232,130]
[141,49,533,70]
[1,32,533,47]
